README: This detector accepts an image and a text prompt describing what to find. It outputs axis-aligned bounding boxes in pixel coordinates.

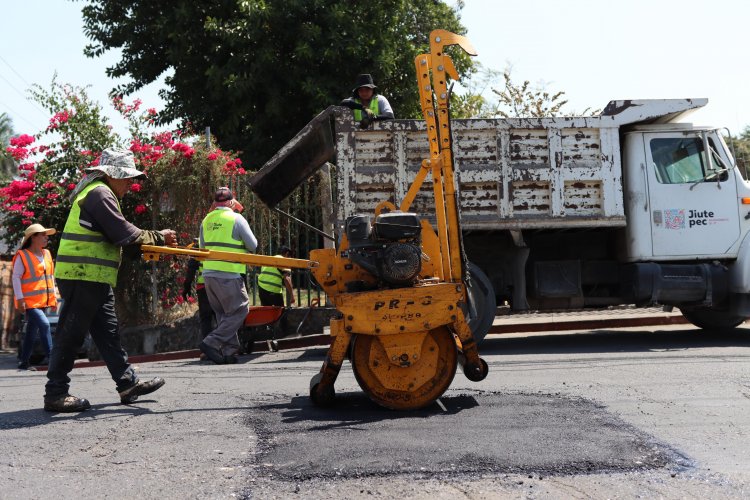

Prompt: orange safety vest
[12,249,57,309]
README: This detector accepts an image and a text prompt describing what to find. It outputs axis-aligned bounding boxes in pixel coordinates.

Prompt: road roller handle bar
[140,244,317,270]
[411,30,477,283]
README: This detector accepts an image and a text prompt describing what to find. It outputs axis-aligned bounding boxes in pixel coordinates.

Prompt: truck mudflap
[729,232,750,294]
[247,106,338,208]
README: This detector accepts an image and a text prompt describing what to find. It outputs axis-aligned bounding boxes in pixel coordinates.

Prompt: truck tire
[466,262,497,345]
[679,307,746,331]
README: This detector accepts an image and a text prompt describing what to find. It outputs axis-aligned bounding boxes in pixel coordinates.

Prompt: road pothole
[243,389,688,481]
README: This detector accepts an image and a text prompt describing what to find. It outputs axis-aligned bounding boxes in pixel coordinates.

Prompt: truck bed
[250,99,706,231]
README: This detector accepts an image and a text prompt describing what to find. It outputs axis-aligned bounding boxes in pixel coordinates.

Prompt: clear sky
[2,0,749,139]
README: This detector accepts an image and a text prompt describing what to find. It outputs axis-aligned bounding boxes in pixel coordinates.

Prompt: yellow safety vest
[202,209,247,274]
[353,98,380,122]
[258,255,284,294]
[55,181,122,286]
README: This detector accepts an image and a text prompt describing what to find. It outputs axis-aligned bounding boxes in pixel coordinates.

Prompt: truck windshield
[650,137,726,184]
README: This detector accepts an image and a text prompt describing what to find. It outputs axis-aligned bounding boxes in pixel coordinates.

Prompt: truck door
[644,133,740,258]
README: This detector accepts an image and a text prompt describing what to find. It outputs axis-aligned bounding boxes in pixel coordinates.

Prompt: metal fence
[231,167,336,308]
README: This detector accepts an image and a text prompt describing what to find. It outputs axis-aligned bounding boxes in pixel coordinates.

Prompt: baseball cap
[214,187,234,202]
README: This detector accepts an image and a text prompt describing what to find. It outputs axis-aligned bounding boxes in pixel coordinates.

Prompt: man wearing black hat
[199,187,258,364]
[340,74,394,128]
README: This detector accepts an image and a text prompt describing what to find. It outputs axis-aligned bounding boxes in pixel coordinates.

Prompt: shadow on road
[0,400,167,430]
[252,392,480,429]
[479,327,750,356]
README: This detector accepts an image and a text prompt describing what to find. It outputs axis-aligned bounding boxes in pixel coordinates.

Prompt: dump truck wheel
[680,307,745,331]
[350,327,458,410]
[466,262,496,345]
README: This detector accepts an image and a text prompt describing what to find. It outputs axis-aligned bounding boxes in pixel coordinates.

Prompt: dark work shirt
[79,185,165,247]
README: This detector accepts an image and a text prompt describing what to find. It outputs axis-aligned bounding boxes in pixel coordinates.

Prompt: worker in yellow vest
[44,148,177,413]
[12,223,59,370]
[258,245,296,307]
[339,74,394,129]
[199,187,258,364]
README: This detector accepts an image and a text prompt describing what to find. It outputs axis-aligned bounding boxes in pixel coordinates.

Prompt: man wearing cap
[199,187,258,364]
[44,147,177,413]
[340,73,394,128]
[12,223,59,370]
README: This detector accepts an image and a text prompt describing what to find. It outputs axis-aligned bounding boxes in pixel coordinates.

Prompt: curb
[24,314,690,370]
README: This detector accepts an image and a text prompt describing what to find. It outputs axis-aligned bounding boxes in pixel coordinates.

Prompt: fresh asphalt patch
[244,390,688,482]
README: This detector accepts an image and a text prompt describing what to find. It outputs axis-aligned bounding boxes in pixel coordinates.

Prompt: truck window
[650,137,725,184]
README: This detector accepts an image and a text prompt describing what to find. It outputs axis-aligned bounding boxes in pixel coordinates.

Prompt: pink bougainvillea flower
[207,152,219,161]
[7,146,29,161]
[10,134,35,147]
[47,110,72,130]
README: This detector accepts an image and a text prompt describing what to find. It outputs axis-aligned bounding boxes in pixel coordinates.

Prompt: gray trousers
[203,276,249,356]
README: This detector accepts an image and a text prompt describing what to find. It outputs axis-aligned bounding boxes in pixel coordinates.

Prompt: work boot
[199,341,225,364]
[44,395,91,413]
[119,377,166,404]
[18,361,36,371]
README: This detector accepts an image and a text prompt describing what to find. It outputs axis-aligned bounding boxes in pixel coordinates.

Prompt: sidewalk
[2,306,689,370]
[490,305,687,334]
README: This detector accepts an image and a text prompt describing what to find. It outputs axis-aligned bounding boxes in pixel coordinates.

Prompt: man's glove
[360,108,376,129]
[339,98,363,110]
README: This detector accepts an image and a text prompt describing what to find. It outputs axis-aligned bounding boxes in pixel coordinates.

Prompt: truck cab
[623,125,746,261]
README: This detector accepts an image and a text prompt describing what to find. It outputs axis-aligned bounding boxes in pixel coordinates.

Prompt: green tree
[80,0,470,166]
[0,112,16,180]
[452,65,599,119]
[726,126,750,180]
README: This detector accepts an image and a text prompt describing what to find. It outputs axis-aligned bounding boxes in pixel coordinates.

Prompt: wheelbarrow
[240,306,285,353]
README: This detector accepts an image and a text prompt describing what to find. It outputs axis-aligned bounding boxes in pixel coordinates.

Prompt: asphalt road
[1,324,749,499]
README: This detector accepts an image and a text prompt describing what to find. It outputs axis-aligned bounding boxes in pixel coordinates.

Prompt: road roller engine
[343,212,423,288]
[142,29,489,410]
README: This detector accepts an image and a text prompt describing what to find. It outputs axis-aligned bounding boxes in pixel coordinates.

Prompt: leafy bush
[1,80,246,324]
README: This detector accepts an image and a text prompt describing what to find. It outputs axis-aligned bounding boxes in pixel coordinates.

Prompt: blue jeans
[18,307,53,364]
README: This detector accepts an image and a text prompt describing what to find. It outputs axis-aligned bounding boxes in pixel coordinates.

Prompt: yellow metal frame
[141,245,316,270]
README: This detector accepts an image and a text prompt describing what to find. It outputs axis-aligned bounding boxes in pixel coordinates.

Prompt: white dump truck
[251,99,750,335]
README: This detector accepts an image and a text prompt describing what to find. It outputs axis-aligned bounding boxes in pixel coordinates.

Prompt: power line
[0,98,44,131]
[0,54,31,87]
[0,72,49,119]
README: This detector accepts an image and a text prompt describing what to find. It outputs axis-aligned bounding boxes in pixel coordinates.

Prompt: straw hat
[21,223,56,248]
